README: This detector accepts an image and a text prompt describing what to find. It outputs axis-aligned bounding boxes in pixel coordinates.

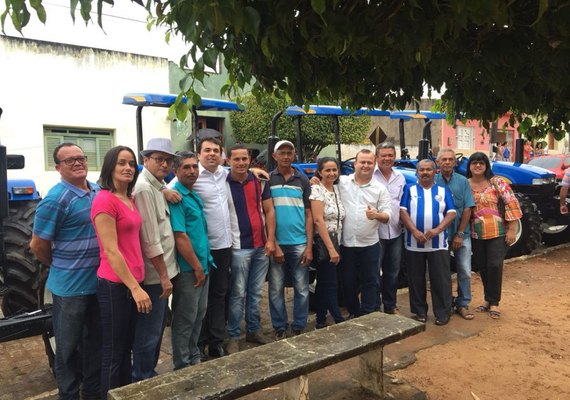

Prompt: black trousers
[199,247,232,347]
[407,249,452,321]
[472,237,508,306]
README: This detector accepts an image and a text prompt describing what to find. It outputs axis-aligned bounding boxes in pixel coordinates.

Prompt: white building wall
[0,36,172,196]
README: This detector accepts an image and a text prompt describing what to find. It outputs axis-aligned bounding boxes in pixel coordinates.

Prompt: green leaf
[260,35,271,59]
[311,0,326,16]
[531,0,549,26]
[30,0,46,23]
[203,48,218,70]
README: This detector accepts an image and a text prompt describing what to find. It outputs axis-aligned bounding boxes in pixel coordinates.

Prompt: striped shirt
[269,168,311,246]
[400,183,456,252]
[33,179,100,296]
[227,172,271,249]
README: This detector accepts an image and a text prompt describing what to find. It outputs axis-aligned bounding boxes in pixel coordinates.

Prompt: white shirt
[192,163,232,250]
[373,168,406,240]
[338,174,392,247]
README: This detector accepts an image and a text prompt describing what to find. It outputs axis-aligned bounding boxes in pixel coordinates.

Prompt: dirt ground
[2,245,570,400]
[389,245,570,400]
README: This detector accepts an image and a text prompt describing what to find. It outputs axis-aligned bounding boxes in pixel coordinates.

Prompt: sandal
[489,308,501,319]
[475,304,490,313]
[456,307,475,320]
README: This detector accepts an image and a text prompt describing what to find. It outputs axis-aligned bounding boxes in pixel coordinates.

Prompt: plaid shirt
[470,177,522,240]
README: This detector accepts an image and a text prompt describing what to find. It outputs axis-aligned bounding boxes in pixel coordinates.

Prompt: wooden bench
[108,313,424,400]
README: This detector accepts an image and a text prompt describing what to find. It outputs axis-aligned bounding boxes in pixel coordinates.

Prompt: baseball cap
[274,140,295,152]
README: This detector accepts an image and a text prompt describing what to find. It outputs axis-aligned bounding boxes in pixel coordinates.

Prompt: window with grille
[44,126,115,170]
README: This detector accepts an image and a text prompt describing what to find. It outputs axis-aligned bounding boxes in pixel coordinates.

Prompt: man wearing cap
[132,138,179,381]
[268,140,313,339]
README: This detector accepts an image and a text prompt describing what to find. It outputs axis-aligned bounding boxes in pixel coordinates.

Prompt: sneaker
[291,329,303,336]
[226,339,239,354]
[274,330,286,341]
[246,332,270,345]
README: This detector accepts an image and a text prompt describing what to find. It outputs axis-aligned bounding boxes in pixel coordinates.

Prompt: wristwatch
[456,231,465,238]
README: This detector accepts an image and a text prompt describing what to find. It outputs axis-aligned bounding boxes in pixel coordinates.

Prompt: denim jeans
[97,278,137,399]
[199,247,231,348]
[378,234,403,312]
[52,293,101,400]
[340,243,381,316]
[268,244,309,332]
[228,248,269,338]
[315,259,344,325]
[452,236,472,308]
[171,272,209,369]
[132,283,168,382]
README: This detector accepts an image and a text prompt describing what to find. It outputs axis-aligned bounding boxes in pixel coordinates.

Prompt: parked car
[528,154,570,180]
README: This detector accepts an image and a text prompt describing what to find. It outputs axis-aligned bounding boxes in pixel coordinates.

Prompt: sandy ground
[2,245,570,400]
[389,246,570,400]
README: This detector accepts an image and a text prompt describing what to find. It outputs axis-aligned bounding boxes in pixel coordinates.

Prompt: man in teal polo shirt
[435,148,476,320]
[168,151,216,369]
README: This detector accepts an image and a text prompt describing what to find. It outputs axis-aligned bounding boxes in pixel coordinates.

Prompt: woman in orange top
[467,152,522,319]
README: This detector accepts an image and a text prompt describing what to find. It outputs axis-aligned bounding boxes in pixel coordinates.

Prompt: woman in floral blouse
[309,157,346,329]
[467,152,522,319]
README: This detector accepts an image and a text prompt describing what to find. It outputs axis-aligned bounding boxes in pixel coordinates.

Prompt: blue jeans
[132,283,168,382]
[378,235,403,312]
[171,272,209,369]
[228,248,269,338]
[340,243,381,316]
[452,236,472,308]
[268,244,309,332]
[52,293,101,400]
[97,279,137,399]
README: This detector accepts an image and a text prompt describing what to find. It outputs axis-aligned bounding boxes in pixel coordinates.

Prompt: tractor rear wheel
[1,201,41,316]
[505,193,542,259]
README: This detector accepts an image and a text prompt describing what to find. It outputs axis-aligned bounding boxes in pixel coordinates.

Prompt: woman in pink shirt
[91,145,147,398]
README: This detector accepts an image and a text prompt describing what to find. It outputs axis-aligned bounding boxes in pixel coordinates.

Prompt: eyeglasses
[149,156,174,166]
[57,156,88,166]
[471,161,486,166]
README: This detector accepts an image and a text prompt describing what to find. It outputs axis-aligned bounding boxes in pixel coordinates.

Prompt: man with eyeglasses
[31,143,101,400]
[132,138,179,381]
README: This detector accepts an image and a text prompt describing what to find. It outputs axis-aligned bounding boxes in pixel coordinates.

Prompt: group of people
[29,136,522,400]
[494,140,545,162]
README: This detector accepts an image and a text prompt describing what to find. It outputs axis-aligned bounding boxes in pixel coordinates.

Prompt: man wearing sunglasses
[132,138,179,381]
[31,143,101,400]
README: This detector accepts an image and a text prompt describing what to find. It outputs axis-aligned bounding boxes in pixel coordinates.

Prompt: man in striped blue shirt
[268,140,313,339]
[31,143,101,400]
[400,159,456,326]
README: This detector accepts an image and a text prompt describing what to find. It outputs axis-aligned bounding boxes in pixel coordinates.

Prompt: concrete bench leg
[283,374,309,400]
[358,347,384,397]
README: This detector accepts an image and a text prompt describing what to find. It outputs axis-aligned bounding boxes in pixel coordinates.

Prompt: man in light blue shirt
[435,148,476,320]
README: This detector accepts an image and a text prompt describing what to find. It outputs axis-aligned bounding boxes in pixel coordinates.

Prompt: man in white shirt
[339,149,391,317]
[192,137,232,359]
[372,142,406,314]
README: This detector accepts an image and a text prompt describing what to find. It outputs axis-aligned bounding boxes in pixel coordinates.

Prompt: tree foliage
[3,0,570,137]
[230,93,370,161]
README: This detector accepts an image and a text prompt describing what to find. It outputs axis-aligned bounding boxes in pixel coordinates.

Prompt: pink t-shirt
[91,189,145,283]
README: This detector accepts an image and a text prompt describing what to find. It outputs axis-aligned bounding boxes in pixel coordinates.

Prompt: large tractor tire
[505,193,542,259]
[1,201,41,316]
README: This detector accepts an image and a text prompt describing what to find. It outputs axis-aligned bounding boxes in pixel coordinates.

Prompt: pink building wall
[440,114,520,157]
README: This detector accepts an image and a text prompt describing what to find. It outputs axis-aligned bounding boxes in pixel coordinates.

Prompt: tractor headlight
[532,177,555,185]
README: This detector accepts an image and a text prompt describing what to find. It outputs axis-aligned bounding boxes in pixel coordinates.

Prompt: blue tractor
[0,106,48,344]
